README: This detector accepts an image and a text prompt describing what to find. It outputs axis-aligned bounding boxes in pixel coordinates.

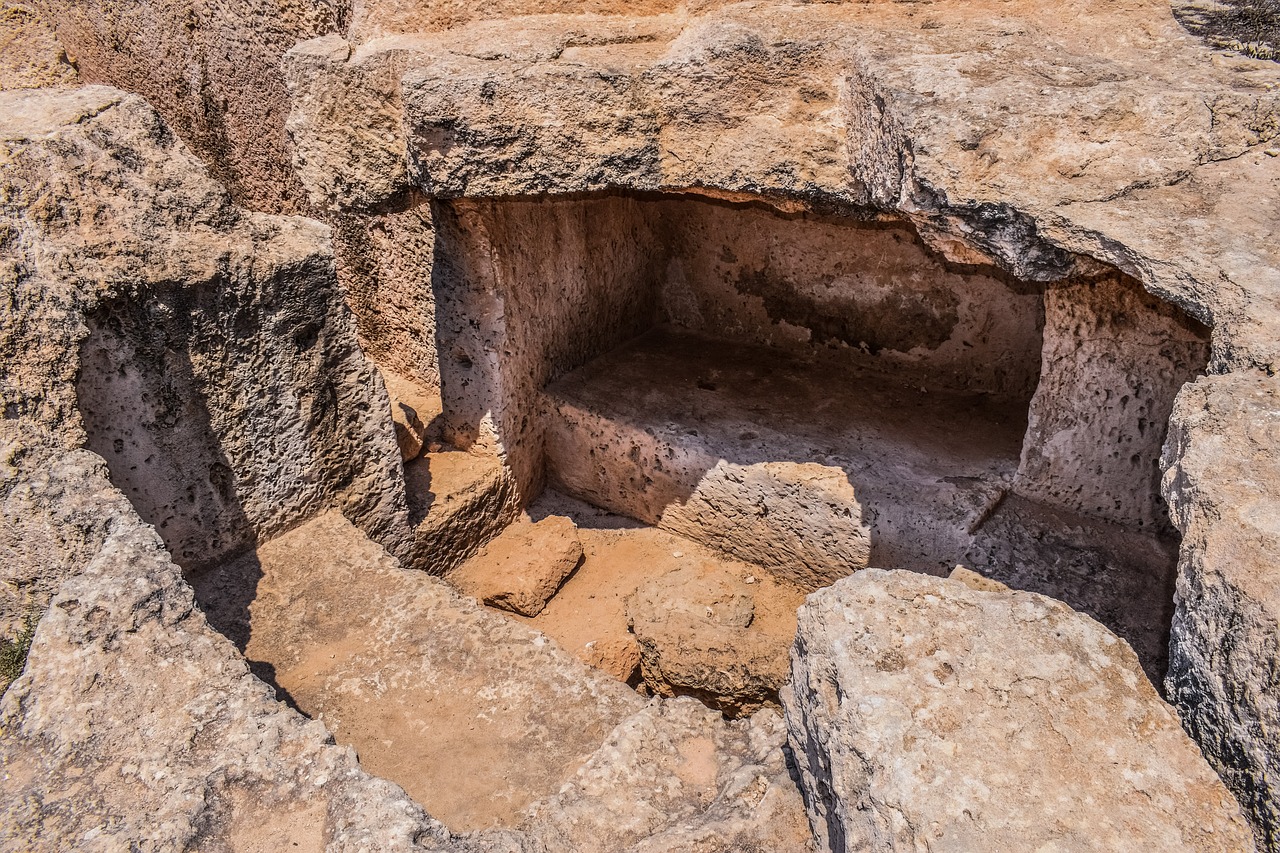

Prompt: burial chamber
[74,190,1213,680]
[63,185,1214,832]
[367,190,1209,680]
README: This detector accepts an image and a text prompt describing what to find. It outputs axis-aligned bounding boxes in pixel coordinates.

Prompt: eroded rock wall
[0,86,410,623]
[432,195,665,499]
[0,437,469,851]
[1164,371,1280,846]
[330,190,441,394]
[0,1,77,91]
[1017,274,1211,531]
[32,0,344,212]
[655,199,1044,399]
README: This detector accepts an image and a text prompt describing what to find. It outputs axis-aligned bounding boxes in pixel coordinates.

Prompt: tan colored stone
[1163,371,1280,843]
[383,371,441,462]
[579,634,642,684]
[450,515,583,617]
[948,565,1009,593]
[0,2,77,91]
[34,0,342,211]
[627,565,790,716]
[784,569,1254,852]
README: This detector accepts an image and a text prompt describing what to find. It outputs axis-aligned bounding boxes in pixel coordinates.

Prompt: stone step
[544,328,1025,583]
[405,449,518,574]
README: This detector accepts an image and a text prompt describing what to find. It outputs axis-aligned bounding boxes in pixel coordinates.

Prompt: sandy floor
[452,490,807,704]
[191,511,641,833]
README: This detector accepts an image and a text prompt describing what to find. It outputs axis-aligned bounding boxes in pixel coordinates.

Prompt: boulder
[627,566,789,716]
[784,569,1254,852]
[449,515,583,617]
[1163,371,1280,843]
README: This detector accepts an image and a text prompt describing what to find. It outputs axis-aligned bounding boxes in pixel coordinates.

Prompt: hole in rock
[74,190,1211,833]
[425,192,1210,699]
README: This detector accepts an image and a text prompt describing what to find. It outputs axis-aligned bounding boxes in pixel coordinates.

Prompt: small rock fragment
[948,564,1009,592]
[579,635,642,683]
[449,516,583,617]
[627,567,787,715]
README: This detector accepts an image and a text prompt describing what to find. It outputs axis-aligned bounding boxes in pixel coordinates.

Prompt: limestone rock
[405,449,520,575]
[0,85,411,611]
[0,438,469,852]
[580,634,642,684]
[627,566,789,716]
[948,565,1009,593]
[1163,371,1280,844]
[194,510,641,833]
[450,515,583,617]
[524,698,816,853]
[34,0,344,211]
[784,569,1254,853]
[0,2,77,91]
[392,398,427,461]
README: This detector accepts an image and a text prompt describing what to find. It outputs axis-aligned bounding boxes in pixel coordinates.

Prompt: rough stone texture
[963,494,1182,685]
[525,699,816,853]
[657,200,1044,399]
[0,436,484,853]
[1163,371,1280,847]
[384,369,440,461]
[1017,273,1210,531]
[580,635,643,684]
[784,569,1254,853]
[0,2,77,91]
[33,0,342,212]
[429,196,663,503]
[405,449,520,575]
[193,509,639,832]
[282,12,1280,837]
[0,86,410,607]
[449,515,583,617]
[628,566,790,716]
[504,489,808,699]
[287,1,1278,371]
[546,328,1016,579]
[332,194,441,392]
[948,564,1009,593]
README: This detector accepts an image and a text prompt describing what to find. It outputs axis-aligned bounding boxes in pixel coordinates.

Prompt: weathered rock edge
[783,568,1254,852]
[1164,371,1280,848]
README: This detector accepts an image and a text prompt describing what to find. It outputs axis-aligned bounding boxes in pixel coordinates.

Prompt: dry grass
[1176,0,1280,61]
[1,614,36,694]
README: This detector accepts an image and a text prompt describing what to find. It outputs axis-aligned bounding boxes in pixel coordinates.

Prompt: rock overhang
[285,1,1280,373]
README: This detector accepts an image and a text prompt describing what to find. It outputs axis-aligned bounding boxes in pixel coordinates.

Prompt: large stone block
[1164,371,1280,847]
[784,569,1253,852]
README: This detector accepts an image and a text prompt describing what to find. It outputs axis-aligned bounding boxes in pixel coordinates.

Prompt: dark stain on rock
[735,269,959,354]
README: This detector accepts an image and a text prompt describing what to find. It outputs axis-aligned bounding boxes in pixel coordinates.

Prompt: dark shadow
[1175,0,1279,61]
[403,454,437,527]
[187,549,304,715]
[76,284,307,717]
[965,496,1180,686]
